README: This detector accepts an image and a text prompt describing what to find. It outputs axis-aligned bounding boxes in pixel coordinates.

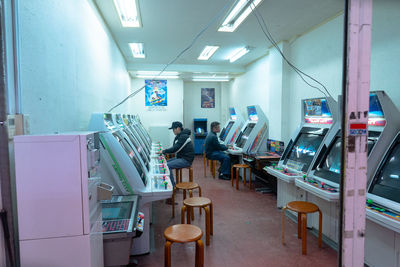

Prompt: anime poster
[201,88,215,108]
[145,80,167,106]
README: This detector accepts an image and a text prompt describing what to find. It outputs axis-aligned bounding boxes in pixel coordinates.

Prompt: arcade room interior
[1,0,400,266]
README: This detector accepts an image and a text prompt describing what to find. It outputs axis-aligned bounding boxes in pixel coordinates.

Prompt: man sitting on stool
[161,121,194,190]
[205,121,231,180]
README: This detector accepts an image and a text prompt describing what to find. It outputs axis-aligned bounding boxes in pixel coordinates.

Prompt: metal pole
[340,0,372,266]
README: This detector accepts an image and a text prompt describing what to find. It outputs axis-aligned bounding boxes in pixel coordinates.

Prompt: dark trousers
[208,151,231,176]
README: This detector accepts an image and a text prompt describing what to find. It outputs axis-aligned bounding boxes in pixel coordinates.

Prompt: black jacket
[205,131,228,158]
[163,129,195,163]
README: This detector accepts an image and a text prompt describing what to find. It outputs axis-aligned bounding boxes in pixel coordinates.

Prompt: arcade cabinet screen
[229,108,238,120]
[236,123,256,148]
[103,201,133,221]
[369,93,386,126]
[314,131,381,184]
[284,129,326,172]
[220,121,234,141]
[369,138,400,203]
[124,130,150,171]
[113,132,147,186]
[247,106,258,121]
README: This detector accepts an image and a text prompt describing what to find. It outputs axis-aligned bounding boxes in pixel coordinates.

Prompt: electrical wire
[108,0,237,112]
[249,2,333,99]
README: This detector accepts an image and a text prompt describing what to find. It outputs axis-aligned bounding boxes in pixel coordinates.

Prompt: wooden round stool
[172,182,202,218]
[181,197,213,246]
[176,166,194,183]
[281,201,322,255]
[164,224,204,267]
[231,164,252,190]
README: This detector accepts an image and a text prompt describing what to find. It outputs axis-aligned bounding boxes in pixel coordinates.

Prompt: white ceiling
[94,0,344,80]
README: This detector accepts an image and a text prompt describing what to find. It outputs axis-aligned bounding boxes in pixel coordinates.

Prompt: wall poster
[201,88,215,108]
[145,80,167,106]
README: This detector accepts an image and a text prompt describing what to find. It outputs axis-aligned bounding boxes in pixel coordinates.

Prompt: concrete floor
[132,156,337,266]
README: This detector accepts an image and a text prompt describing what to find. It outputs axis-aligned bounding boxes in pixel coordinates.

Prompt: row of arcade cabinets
[227,105,269,156]
[89,113,172,264]
[267,91,400,266]
[14,132,110,267]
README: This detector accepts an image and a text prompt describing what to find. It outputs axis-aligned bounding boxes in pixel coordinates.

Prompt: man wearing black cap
[160,121,194,190]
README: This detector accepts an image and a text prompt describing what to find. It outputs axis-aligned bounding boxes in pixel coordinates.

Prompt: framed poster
[145,80,167,106]
[201,88,215,108]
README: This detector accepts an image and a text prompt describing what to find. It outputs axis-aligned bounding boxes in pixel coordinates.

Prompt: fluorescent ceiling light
[129,43,145,58]
[227,46,250,62]
[192,78,230,82]
[136,71,179,76]
[113,0,141,27]
[136,75,180,79]
[198,46,219,60]
[192,76,229,79]
[218,0,263,32]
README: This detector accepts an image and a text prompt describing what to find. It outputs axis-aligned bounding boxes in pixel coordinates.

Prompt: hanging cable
[108,0,237,112]
[249,2,333,99]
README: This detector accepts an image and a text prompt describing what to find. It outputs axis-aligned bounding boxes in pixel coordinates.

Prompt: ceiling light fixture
[129,43,145,58]
[136,75,180,79]
[218,0,263,32]
[113,0,141,27]
[227,46,250,63]
[192,78,230,82]
[198,46,219,60]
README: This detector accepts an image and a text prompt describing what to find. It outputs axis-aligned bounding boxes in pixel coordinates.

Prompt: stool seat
[176,182,199,190]
[232,164,250,168]
[164,224,203,243]
[183,197,211,207]
[287,201,319,214]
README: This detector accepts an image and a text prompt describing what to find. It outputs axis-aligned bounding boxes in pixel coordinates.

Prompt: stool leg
[195,239,204,267]
[203,154,206,177]
[189,190,194,220]
[190,168,193,182]
[212,161,215,178]
[297,213,302,239]
[249,168,252,189]
[172,188,176,218]
[210,203,213,235]
[282,206,287,245]
[231,167,234,187]
[236,168,239,190]
[165,240,172,267]
[199,187,202,215]
[181,206,186,224]
[318,209,322,248]
[183,189,187,200]
[243,167,246,186]
[187,206,191,224]
[175,169,179,184]
[302,213,307,255]
[179,169,183,183]
[204,206,210,246]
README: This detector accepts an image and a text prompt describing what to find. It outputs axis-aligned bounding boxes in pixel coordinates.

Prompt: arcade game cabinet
[194,118,207,154]
[219,107,244,145]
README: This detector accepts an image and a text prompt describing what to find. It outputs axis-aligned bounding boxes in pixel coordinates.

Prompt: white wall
[18,0,131,134]
[183,82,222,135]
[129,78,184,144]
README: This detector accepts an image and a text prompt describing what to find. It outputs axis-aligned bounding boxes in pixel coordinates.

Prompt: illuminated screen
[113,132,147,186]
[284,128,326,172]
[229,108,237,120]
[235,123,256,148]
[102,202,133,221]
[132,124,151,150]
[247,106,258,121]
[369,137,400,203]
[368,93,386,126]
[220,121,234,141]
[304,98,332,117]
[314,131,381,184]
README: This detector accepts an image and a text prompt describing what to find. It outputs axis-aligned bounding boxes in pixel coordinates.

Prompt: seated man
[161,121,194,188]
[205,121,231,180]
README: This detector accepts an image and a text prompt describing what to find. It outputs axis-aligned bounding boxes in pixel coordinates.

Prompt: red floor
[133,156,337,266]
